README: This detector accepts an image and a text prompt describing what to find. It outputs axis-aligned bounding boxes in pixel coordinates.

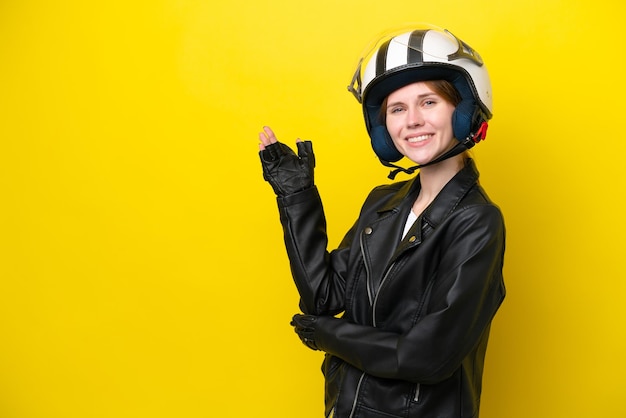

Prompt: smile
[407,134,433,143]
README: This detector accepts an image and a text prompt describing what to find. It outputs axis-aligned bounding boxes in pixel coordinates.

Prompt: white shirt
[402,210,418,240]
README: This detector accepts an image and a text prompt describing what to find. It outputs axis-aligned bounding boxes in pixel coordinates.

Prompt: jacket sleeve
[313,204,506,384]
[277,186,354,316]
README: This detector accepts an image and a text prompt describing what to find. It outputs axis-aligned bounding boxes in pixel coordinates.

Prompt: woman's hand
[258,126,278,150]
[258,126,315,197]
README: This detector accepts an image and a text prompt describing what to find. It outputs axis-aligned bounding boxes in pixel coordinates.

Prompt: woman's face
[385,82,457,165]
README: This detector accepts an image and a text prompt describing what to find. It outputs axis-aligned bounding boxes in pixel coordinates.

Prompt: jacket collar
[377,158,480,228]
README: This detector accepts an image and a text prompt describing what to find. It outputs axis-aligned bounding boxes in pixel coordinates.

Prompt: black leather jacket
[276,159,506,418]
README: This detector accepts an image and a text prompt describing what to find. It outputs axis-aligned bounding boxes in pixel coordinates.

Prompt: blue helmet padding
[370,125,403,162]
[451,99,477,141]
[363,64,488,162]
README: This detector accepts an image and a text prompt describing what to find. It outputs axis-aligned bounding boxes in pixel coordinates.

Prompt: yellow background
[1,0,625,417]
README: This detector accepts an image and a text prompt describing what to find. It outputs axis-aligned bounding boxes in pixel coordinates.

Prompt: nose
[407,106,423,127]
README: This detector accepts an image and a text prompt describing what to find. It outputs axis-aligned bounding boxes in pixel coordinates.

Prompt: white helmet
[348,23,493,163]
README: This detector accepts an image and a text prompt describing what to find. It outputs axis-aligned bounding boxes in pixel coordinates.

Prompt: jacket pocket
[354,375,416,417]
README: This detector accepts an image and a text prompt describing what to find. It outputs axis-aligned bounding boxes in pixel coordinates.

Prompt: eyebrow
[386,93,438,109]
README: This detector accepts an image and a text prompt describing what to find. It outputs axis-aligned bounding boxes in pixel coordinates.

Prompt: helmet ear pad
[452,99,488,142]
[370,125,403,162]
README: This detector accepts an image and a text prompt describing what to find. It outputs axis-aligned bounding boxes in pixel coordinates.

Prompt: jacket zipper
[361,227,397,326]
[348,372,366,418]
[371,262,395,327]
[355,226,401,414]
[358,222,425,410]
[372,262,423,404]
[359,232,374,305]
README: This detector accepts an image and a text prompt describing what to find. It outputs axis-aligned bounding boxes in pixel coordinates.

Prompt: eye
[387,106,404,114]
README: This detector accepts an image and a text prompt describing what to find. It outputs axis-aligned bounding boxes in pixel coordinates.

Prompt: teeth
[407,134,431,143]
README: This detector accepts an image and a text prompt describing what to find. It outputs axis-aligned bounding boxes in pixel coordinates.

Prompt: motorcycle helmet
[348,23,493,163]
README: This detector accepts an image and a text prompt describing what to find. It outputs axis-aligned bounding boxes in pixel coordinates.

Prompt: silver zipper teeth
[348,373,366,418]
[359,232,373,305]
[371,262,395,328]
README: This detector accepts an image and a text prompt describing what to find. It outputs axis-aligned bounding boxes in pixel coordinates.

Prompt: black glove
[291,314,320,351]
[259,141,315,197]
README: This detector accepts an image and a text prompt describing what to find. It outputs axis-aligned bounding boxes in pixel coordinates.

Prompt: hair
[378,79,470,160]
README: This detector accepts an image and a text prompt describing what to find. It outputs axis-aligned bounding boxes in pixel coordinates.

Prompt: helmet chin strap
[380,141,468,180]
[381,122,488,180]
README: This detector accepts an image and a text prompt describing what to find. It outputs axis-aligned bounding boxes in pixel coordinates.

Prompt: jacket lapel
[392,159,480,261]
[359,159,480,301]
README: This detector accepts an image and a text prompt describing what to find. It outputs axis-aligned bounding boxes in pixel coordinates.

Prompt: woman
[258,24,505,418]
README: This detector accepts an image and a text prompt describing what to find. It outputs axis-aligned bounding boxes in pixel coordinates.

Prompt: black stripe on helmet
[407,30,426,64]
[375,39,391,76]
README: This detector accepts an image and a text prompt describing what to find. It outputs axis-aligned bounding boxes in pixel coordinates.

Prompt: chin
[405,153,434,166]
